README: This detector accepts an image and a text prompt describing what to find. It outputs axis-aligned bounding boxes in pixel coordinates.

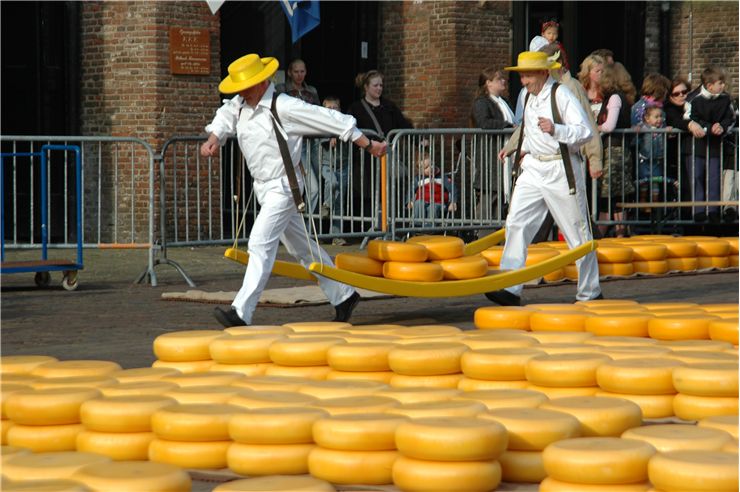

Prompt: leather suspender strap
[511,92,530,189]
[550,82,577,195]
[360,99,385,140]
[270,93,306,212]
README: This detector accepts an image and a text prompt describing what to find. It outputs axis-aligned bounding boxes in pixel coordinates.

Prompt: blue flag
[280,1,320,43]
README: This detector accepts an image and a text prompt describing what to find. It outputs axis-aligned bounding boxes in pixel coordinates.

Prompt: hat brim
[218,57,279,94]
[505,62,561,72]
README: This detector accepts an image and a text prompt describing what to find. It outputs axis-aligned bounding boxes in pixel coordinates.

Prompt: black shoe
[694,212,707,223]
[576,293,604,303]
[214,307,247,327]
[333,292,360,322]
[484,289,521,306]
[724,208,738,223]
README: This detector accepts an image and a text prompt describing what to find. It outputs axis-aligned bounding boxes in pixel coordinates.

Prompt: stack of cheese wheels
[368,238,440,282]
[70,461,192,492]
[149,403,244,469]
[388,342,468,389]
[2,452,111,492]
[411,236,487,281]
[699,415,739,440]
[460,347,545,391]
[689,237,731,270]
[541,437,656,491]
[473,306,536,331]
[524,353,611,399]
[479,407,580,483]
[326,342,396,383]
[647,313,720,341]
[308,413,407,485]
[595,242,635,277]
[152,330,224,374]
[724,236,739,267]
[208,333,284,376]
[335,251,384,277]
[1,356,52,443]
[266,335,346,381]
[228,406,328,476]
[654,237,699,272]
[648,450,739,492]
[77,395,176,460]
[480,245,504,269]
[595,358,685,419]
[622,423,734,453]
[524,246,563,282]
[618,240,669,275]
[540,396,642,437]
[1,384,33,445]
[392,417,507,492]
[671,362,739,421]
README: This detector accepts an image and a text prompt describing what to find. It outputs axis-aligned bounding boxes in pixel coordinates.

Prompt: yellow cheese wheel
[673,393,739,420]
[543,437,655,484]
[227,442,314,475]
[152,330,225,362]
[308,447,397,485]
[461,348,545,381]
[31,360,122,379]
[648,450,738,492]
[0,445,31,465]
[209,363,272,377]
[596,244,634,263]
[594,391,675,419]
[1,384,32,419]
[584,336,658,347]
[648,315,718,340]
[392,455,501,492]
[388,342,468,376]
[386,400,486,419]
[71,461,191,491]
[100,381,179,397]
[1,374,40,385]
[368,239,427,262]
[584,314,654,338]
[334,252,384,276]
[80,395,176,432]
[457,389,548,411]
[723,237,739,254]
[407,235,465,260]
[729,255,739,267]
[375,387,461,405]
[162,385,242,405]
[297,380,386,399]
[325,370,394,383]
[722,438,738,452]
[394,335,464,345]
[596,359,684,395]
[525,247,560,264]
[230,376,309,393]
[148,438,230,469]
[151,359,215,374]
[694,239,731,257]
[1,419,14,444]
[598,345,670,360]
[4,479,91,491]
[212,476,334,492]
[623,242,667,261]
[7,423,85,452]
[498,449,547,483]
[460,333,538,350]
[564,263,579,280]
[29,376,116,391]
[395,416,506,461]
[528,310,593,332]
[658,239,698,258]
[458,378,530,391]
[659,338,732,352]
[540,396,643,437]
[666,350,737,365]
[282,321,352,332]
[2,451,110,481]
[533,343,600,356]
[524,330,594,344]
[150,403,242,441]
[666,257,699,271]
[227,390,316,410]
[6,387,101,425]
[326,342,395,372]
[264,365,331,381]
[698,255,731,269]
[622,424,733,452]
[698,415,739,439]
[633,260,670,275]
[539,477,651,491]
[268,337,345,367]
[432,255,488,280]
[388,325,463,338]
[708,319,739,344]
[76,430,154,461]
[525,353,612,387]
[596,262,634,276]
[208,334,286,364]
[312,413,407,451]
[643,302,701,311]
[1,355,58,375]
[229,407,327,445]
[311,395,399,416]
[672,363,738,397]
[699,303,739,312]
[473,306,535,331]
[481,407,580,450]
[382,261,444,281]
[480,246,504,266]
[225,325,294,335]
[109,367,181,383]
[390,373,463,389]
[526,384,600,399]
[543,267,566,282]
[161,371,243,387]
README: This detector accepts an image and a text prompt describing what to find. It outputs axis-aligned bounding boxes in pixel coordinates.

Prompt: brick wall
[643,2,661,77]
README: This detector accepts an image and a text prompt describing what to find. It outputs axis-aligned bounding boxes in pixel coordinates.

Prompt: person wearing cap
[487,51,602,306]
[201,54,387,327]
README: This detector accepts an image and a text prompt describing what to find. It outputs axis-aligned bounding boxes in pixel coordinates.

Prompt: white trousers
[501,153,601,301]
[232,175,355,324]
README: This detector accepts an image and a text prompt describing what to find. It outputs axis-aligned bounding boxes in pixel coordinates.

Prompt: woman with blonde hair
[578,54,606,119]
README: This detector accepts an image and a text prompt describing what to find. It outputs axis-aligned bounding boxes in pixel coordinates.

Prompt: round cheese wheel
[526,384,600,399]
[6,388,101,425]
[633,260,670,275]
[623,242,667,261]
[386,400,486,419]
[643,302,700,311]
[212,476,334,492]
[648,315,718,340]
[152,330,224,362]
[0,445,31,465]
[407,235,465,260]
[698,415,739,439]
[1,384,32,419]
[209,334,286,364]
[543,267,566,282]
[672,363,738,397]
[723,237,739,254]
[7,423,84,452]
[264,365,331,381]
[71,461,190,491]
[658,239,698,258]
[698,256,731,269]
[666,350,737,365]
[480,246,504,266]
[461,348,545,381]
[228,390,317,410]
[150,403,242,441]
[368,239,427,262]
[152,359,215,374]
[30,376,116,391]
[525,353,612,387]
[708,319,739,344]
[110,367,181,383]
[595,391,675,419]
[598,262,635,276]
[458,378,530,391]
[395,416,507,461]
[225,325,294,336]
[148,438,230,469]
[311,395,399,416]
[648,450,738,492]
[599,345,674,361]
[729,255,739,267]
[297,380,387,399]
[526,247,560,265]
[312,413,408,451]
[460,333,538,350]
[375,387,460,405]
[584,336,658,347]
[699,303,739,313]
[524,331,594,344]
[583,314,653,337]
[326,342,395,372]
[622,424,732,453]
[388,325,463,338]
[673,393,739,421]
[282,321,352,332]
[540,396,643,437]
[80,395,176,432]
[390,373,463,389]
[667,257,700,272]
[533,343,600,356]
[308,447,397,485]
[392,455,501,492]
[76,430,154,461]
[335,252,384,276]
[229,407,327,445]
[432,255,488,280]
[564,263,579,280]
[2,451,110,481]
[394,335,464,345]
[268,337,345,367]
[161,371,243,388]
[1,374,40,386]
[1,355,58,375]
[382,261,444,281]
[539,477,651,491]
[209,363,272,377]
[543,437,656,484]
[596,358,684,395]
[227,442,314,475]
[100,381,179,397]
[388,342,468,376]
[480,407,580,450]
[31,361,122,379]
[693,239,731,257]
[498,450,547,483]
[325,370,394,383]
[596,244,634,263]
[1,419,14,445]
[457,388,546,409]
[528,310,593,332]
[230,376,310,392]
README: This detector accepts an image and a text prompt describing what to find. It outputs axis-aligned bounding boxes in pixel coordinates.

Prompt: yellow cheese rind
[100,381,179,397]
[212,476,335,491]
[229,407,328,444]
[2,451,110,481]
[539,477,651,491]
[7,424,85,452]
[596,359,684,395]
[672,363,738,397]
[648,315,718,340]
[529,311,592,332]
[268,337,346,367]
[152,330,225,362]
[6,388,102,425]
[595,391,675,419]
[392,455,501,492]
[388,342,468,376]
[698,415,739,439]
[622,424,733,453]
[150,403,243,441]
[312,413,407,451]
[456,389,548,411]
[584,314,652,337]
[387,400,486,419]
[498,450,546,483]
[395,417,507,461]
[540,396,643,437]
[308,447,398,485]
[673,393,739,421]
[1,355,58,375]
[480,407,580,450]
[368,239,428,262]
[708,319,739,344]
[209,334,286,364]
[461,348,544,381]
[148,438,230,469]
[525,353,611,387]
[335,252,384,277]
[80,395,176,432]
[311,395,399,416]
[432,255,489,280]
[151,359,215,374]
[382,261,444,281]
[227,442,315,475]
[228,390,317,410]
[407,235,465,260]
[76,430,155,461]
[71,460,192,491]
[648,450,739,492]
[326,342,395,372]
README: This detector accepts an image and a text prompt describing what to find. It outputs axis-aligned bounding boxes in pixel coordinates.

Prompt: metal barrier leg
[135,244,196,288]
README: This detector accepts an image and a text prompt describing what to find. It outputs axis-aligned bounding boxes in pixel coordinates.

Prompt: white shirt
[520,77,593,157]
[490,94,515,125]
[205,84,363,182]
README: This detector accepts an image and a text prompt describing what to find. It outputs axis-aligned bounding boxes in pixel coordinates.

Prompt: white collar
[700,85,721,100]
[255,83,276,111]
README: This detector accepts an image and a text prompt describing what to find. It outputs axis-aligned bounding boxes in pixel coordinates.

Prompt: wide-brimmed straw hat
[505,51,561,72]
[219,54,279,94]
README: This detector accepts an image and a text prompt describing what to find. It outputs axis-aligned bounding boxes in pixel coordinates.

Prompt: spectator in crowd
[636,104,677,210]
[578,54,607,120]
[590,49,615,66]
[596,62,636,237]
[685,66,736,223]
[407,150,456,227]
[540,18,570,71]
[631,73,671,126]
[318,96,351,246]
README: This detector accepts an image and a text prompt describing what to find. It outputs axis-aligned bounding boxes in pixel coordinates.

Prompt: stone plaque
[169,27,210,75]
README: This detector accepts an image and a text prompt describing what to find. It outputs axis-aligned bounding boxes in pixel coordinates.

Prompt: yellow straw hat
[218,54,279,94]
[504,51,561,72]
